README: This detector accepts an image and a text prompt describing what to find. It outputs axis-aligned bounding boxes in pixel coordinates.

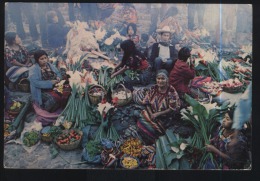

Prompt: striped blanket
[6,66,29,83]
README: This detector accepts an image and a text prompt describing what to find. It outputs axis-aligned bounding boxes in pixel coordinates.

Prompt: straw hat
[156,26,175,34]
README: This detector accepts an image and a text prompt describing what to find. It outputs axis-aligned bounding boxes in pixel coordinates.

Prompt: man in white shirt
[150,26,178,73]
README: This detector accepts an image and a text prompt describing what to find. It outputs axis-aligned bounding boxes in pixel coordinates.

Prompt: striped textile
[6,66,29,82]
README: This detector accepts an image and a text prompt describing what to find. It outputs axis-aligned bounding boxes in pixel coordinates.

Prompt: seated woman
[169,47,195,107]
[136,69,181,145]
[111,39,151,90]
[28,50,68,115]
[205,110,249,169]
[4,31,32,87]
[150,26,178,73]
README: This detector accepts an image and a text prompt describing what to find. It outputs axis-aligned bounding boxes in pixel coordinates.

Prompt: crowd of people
[4,3,252,170]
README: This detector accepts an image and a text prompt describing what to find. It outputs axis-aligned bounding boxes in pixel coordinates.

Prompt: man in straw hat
[150,26,178,73]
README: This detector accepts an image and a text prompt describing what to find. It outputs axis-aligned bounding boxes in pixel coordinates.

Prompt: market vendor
[125,23,139,45]
[136,69,181,145]
[205,109,249,169]
[4,31,33,88]
[169,47,195,107]
[150,26,178,73]
[111,39,152,90]
[28,50,68,113]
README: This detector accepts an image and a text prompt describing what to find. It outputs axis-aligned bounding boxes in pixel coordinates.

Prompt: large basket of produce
[120,137,142,157]
[55,129,83,150]
[8,101,24,116]
[88,85,107,105]
[17,78,30,92]
[220,78,244,93]
[22,130,41,147]
[120,155,140,169]
[40,126,52,143]
[111,84,132,107]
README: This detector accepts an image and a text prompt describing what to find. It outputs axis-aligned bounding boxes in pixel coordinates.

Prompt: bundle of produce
[55,129,83,150]
[120,155,139,169]
[95,27,107,42]
[98,65,124,91]
[94,102,119,141]
[200,81,222,96]
[207,61,228,82]
[156,129,191,169]
[23,130,40,147]
[82,140,102,163]
[234,62,252,80]
[63,21,100,59]
[219,78,244,93]
[58,82,100,130]
[120,137,142,157]
[49,126,63,139]
[180,94,230,169]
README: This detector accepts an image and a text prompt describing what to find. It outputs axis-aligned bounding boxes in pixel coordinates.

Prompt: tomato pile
[56,129,81,145]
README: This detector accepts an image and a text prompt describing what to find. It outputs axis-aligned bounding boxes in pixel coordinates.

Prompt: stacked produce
[120,138,142,157]
[23,131,40,147]
[56,129,82,145]
[94,102,119,141]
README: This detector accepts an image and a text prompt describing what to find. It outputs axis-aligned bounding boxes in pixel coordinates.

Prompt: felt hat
[156,26,175,34]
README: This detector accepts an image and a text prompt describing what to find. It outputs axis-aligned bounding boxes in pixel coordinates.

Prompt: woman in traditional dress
[205,110,249,169]
[29,50,70,114]
[111,39,151,90]
[136,69,181,145]
[4,31,32,88]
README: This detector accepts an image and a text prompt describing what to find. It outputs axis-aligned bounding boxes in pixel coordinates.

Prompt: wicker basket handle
[115,83,128,99]
[19,78,29,84]
[89,84,106,93]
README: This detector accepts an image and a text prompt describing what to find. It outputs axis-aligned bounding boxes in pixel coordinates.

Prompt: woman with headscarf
[169,47,195,107]
[136,69,181,145]
[111,39,151,90]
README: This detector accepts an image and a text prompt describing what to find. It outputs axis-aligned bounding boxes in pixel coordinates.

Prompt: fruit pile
[9,101,23,112]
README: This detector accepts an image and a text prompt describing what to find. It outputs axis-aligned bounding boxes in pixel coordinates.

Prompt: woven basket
[17,78,30,92]
[8,110,20,116]
[88,85,107,105]
[40,126,52,143]
[55,129,83,150]
[112,84,132,107]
